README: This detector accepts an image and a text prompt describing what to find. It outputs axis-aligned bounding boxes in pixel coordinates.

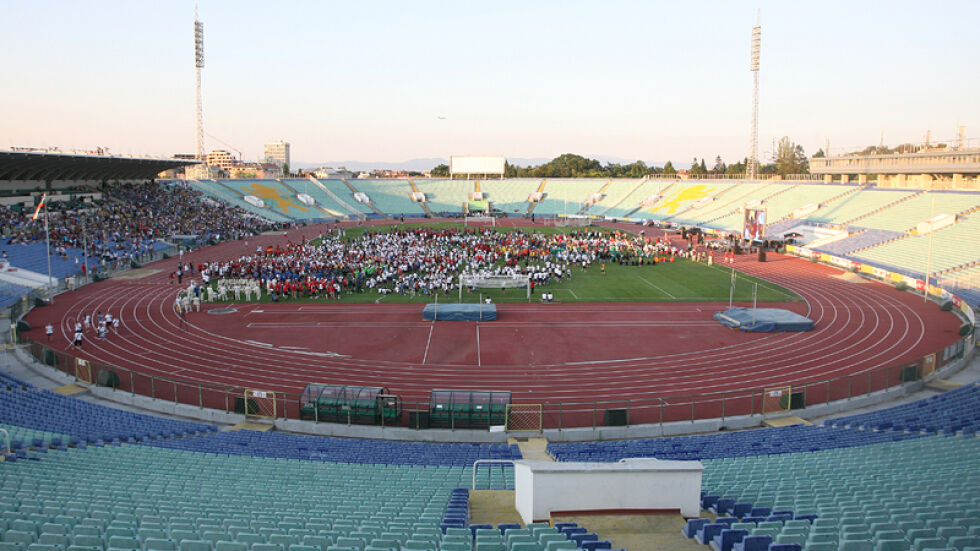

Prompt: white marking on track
[245,340,273,347]
[422,325,434,365]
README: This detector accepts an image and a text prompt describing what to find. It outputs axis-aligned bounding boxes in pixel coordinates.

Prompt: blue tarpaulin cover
[713,307,814,332]
[422,303,498,321]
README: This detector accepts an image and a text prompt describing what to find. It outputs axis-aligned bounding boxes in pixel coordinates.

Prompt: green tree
[726,158,746,175]
[775,136,809,176]
[812,148,825,158]
[282,162,289,177]
[431,164,449,177]
[662,161,676,175]
[711,155,726,174]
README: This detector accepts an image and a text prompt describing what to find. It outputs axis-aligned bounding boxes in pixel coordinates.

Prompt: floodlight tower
[194,7,205,160]
[748,12,761,179]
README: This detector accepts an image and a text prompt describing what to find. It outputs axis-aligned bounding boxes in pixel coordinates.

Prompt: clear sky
[1,0,977,167]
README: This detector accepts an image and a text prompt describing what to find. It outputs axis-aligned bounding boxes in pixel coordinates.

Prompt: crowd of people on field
[194,227,687,300]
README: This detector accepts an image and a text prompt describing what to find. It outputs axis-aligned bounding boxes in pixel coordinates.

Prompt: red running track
[23,221,964,428]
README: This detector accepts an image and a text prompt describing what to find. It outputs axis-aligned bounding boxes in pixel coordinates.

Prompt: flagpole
[44,205,53,289]
[82,218,88,283]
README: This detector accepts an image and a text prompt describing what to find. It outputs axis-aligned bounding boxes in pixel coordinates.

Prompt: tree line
[431,136,811,178]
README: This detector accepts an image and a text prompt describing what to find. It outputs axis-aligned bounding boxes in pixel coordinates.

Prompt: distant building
[184,163,222,180]
[264,140,290,171]
[811,146,980,190]
[228,162,283,179]
[206,149,237,170]
[313,167,355,179]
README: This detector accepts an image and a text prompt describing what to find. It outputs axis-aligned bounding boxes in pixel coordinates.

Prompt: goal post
[458,273,530,301]
[464,215,495,227]
[505,404,543,432]
[762,385,792,414]
[244,389,278,418]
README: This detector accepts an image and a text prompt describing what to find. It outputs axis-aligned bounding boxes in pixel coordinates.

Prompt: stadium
[3,4,980,551]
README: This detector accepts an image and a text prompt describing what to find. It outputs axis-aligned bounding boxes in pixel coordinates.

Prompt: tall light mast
[748,12,761,179]
[194,8,205,160]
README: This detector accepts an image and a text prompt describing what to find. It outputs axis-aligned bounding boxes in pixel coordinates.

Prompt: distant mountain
[293,155,677,172]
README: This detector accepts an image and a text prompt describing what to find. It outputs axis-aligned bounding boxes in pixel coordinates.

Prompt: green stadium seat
[144,539,177,551]
[107,536,140,551]
[4,537,35,548]
[913,540,947,551]
[543,542,575,551]
[839,542,874,551]
[234,535,264,547]
[876,540,910,551]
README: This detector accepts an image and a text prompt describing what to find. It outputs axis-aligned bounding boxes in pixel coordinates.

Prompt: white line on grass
[638,276,677,298]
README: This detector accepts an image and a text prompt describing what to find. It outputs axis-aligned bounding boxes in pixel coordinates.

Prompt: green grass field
[233,223,800,305]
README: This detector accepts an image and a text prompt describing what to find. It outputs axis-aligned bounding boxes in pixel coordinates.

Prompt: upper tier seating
[413,180,472,215]
[218,180,325,221]
[188,180,292,222]
[635,182,739,222]
[811,228,907,256]
[352,180,426,217]
[314,179,376,216]
[808,189,916,224]
[479,179,539,216]
[854,191,980,232]
[854,213,980,275]
[531,180,606,216]
[281,178,353,218]
[589,179,657,218]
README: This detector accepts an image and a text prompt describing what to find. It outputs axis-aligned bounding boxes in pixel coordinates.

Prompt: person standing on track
[72,330,83,348]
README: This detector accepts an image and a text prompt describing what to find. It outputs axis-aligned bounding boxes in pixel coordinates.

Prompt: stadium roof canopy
[0,150,199,181]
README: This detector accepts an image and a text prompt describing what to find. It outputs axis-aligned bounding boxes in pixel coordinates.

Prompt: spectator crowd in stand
[1,181,287,269]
